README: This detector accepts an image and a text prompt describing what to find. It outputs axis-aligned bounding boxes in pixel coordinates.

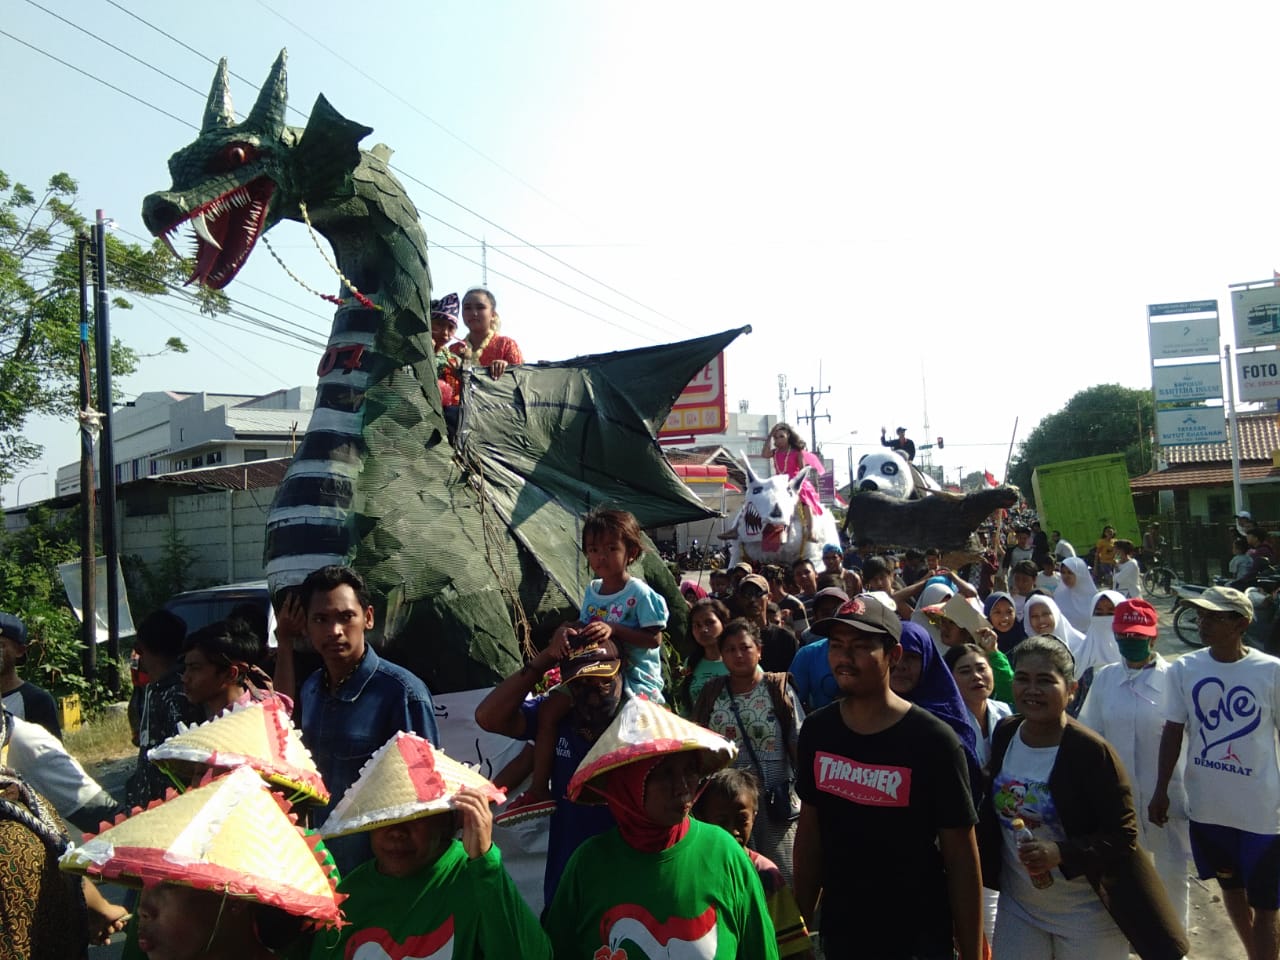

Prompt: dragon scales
[142,52,724,692]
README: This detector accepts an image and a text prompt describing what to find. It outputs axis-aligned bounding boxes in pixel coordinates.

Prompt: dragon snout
[142,193,187,236]
[769,505,783,519]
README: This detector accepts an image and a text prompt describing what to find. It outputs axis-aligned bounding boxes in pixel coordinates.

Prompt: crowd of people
[3,420,1280,958]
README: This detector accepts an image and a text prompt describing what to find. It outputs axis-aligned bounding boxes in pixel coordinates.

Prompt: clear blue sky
[5,0,1280,503]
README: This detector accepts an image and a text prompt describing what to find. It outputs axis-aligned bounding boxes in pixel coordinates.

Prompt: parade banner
[1153,362,1223,404]
[1237,348,1280,403]
[1156,408,1227,446]
[1232,286,1280,350]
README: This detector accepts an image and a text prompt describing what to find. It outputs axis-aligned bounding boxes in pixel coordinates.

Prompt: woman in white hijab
[1021,593,1086,653]
[1054,556,1097,634]
[910,581,954,651]
[1074,590,1124,677]
[1064,589,1126,717]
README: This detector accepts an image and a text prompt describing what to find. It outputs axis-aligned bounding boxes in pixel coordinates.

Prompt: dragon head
[142,50,371,290]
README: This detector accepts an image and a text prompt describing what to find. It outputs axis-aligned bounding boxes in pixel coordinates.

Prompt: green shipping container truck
[1031,454,1141,551]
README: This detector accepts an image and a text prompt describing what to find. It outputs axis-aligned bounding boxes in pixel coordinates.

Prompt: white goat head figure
[738,454,808,554]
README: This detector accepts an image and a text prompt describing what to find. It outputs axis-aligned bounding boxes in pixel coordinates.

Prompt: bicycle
[1141,553,1178,600]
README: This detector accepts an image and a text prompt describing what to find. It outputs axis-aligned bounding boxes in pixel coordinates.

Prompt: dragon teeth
[192,211,221,251]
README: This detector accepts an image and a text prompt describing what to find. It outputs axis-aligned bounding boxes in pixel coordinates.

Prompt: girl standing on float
[450,287,523,380]
[761,422,826,516]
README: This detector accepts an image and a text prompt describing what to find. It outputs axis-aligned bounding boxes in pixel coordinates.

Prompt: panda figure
[855,450,933,499]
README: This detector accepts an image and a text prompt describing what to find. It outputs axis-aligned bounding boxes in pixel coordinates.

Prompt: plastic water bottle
[1011,816,1054,889]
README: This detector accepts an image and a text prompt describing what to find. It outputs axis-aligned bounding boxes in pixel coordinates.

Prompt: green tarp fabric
[456,327,749,604]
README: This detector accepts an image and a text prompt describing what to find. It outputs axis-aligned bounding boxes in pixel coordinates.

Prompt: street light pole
[14,471,46,504]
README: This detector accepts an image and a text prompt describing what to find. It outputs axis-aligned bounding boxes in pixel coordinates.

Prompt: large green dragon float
[143,52,743,692]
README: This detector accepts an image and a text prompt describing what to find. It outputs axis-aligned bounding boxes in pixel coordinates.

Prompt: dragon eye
[209,142,258,173]
[751,486,762,495]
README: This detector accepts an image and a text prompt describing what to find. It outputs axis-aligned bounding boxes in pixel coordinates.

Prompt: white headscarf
[1022,593,1086,654]
[910,581,955,651]
[1074,589,1123,674]
[1055,557,1097,634]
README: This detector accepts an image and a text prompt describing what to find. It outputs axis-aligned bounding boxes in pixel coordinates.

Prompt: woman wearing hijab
[984,592,1027,654]
[680,580,709,607]
[1021,594,1086,652]
[1055,557,1098,634]
[1067,590,1124,715]
[909,581,955,651]
[546,698,778,959]
[889,622,984,797]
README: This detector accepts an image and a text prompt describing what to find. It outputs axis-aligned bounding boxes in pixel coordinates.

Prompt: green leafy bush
[0,505,126,714]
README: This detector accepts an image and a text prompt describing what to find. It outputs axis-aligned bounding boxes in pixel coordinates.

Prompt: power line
[426,242,648,342]
[254,0,583,224]
[415,203,683,339]
[6,20,680,340]
[20,0,208,99]
[87,5,682,329]
[23,250,327,351]
[0,28,195,129]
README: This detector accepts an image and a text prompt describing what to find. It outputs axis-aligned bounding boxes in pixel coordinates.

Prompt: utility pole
[777,374,787,424]
[793,385,831,453]
[77,233,97,682]
[92,212,120,692]
[480,238,488,287]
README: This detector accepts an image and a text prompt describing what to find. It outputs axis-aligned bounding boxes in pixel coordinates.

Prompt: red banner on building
[659,353,726,437]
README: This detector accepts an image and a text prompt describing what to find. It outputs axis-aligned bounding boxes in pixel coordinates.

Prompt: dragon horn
[245,49,289,136]
[741,452,761,485]
[202,58,236,132]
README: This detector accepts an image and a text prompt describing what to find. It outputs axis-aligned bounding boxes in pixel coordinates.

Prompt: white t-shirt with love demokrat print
[1165,647,1280,833]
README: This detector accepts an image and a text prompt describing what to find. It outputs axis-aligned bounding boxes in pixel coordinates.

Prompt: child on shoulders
[513,508,668,807]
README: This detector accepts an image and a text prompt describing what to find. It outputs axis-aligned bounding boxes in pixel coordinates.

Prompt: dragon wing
[456,326,749,603]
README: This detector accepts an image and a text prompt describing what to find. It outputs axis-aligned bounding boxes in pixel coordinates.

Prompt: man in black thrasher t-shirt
[793,594,981,960]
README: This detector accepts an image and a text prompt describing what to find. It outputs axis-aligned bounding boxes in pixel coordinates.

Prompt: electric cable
[4,20,684,342]
[90,3,682,328]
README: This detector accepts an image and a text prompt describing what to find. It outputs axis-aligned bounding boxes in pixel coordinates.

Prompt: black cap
[810,595,902,642]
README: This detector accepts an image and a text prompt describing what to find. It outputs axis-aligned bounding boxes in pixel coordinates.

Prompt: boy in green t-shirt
[313,733,549,959]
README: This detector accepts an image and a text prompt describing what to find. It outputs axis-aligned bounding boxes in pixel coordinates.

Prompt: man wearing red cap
[1077,598,1190,928]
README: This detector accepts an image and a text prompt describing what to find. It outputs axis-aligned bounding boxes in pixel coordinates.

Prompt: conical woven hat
[60,766,342,925]
[567,696,736,804]
[148,698,328,804]
[319,732,507,839]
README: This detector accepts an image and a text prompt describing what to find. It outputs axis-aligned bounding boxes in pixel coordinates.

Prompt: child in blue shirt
[513,508,668,807]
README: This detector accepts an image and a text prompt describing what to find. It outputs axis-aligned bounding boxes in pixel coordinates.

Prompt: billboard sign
[1156,408,1226,446]
[1152,361,1222,403]
[1238,348,1280,403]
[1148,300,1218,316]
[1232,287,1280,350]
[1148,316,1220,360]
[660,352,727,437]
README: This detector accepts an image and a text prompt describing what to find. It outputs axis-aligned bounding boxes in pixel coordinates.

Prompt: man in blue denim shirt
[298,565,438,872]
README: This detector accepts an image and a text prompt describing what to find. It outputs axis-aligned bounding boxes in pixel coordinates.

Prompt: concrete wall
[122,486,275,586]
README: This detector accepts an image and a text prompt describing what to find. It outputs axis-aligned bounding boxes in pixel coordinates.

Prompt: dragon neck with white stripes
[142,50,534,691]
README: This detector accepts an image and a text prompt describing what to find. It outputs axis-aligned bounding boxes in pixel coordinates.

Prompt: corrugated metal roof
[141,457,291,491]
[1163,411,1280,464]
[1130,463,1280,492]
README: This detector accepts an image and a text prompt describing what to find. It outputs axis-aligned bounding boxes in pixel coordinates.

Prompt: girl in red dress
[450,287,523,379]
